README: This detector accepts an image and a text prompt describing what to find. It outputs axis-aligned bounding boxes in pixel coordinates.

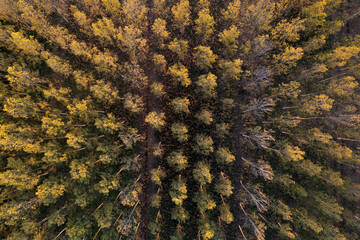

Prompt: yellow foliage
[153,54,167,72]
[90,79,119,104]
[43,85,71,104]
[168,38,188,59]
[273,47,304,74]
[219,59,243,80]
[0,170,39,190]
[4,96,37,118]
[271,18,305,43]
[71,6,91,30]
[283,144,305,162]
[326,46,360,68]
[170,176,187,205]
[197,73,217,98]
[41,51,72,76]
[171,97,190,114]
[171,0,191,33]
[152,18,170,41]
[66,133,85,149]
[308,128,332,143]
[145,111,166,130]
[328,76,359,97]
[194,45,217,70]
[275,81,301,99]
[219,25,239,55]
[92,17,118,45]
[10,31,43,56]
[303,94,334,114]
[94,113,122,134]
[196,109,213,125]
[100,0,121,18]
[195,9,215,41]
[7,64,41,89]
[73,70,95,88]
[168,63,191,87]
[151,82,166,97]
[41,116,65,136]
[70,161,88,180]
[122,25,148,60]
[69,40,92,60]
[123,0,148,28]
[124,93,144,113]
[222,0,242,24]
[36,181,65,205]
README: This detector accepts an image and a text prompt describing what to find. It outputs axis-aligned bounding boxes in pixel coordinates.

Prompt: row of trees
[0,0,359,239]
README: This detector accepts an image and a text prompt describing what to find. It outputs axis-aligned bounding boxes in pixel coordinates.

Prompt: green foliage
[171,122,189,142]
[171,205,189,222]
[219,59,243,80]
[170,176,187,205]
[215,148,235,164]
[167,151,188,171]
[194,191,216,212]
[1,1,359,239]
[194,134,214,155]
[193,162,212,185]
[215,173,233,197]
[151,167,166,186]
[168,38,189,59]
[171,97,190,114]
[219,203,233,224]
[195,109,213,125]
[196,73,217,98]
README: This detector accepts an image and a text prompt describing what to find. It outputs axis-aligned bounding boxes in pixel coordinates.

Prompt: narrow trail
[138,61,161,239]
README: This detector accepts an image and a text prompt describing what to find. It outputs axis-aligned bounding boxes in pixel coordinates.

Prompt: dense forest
[0,0,359,239]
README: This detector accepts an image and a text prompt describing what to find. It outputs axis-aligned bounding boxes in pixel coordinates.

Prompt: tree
[194,191,216,213]
[171,0,191,34]
[171,97,190,114]
[194,134,214,155]
[194,46,217,70]
[196,109,213,125]
[195,9,215,42]
[168,63,191,87]
[152,18,170,48]
[168,38,189,60]
[1,0,360,239]
[167,151,188,171]
[218,25,239,55]
[170,175,187,205]
[215,148,235,164]
[193,161,212,185]
[171,122,189,142]
[145,112,166,130]
[196,73,217,98]
[215,173,233,197]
